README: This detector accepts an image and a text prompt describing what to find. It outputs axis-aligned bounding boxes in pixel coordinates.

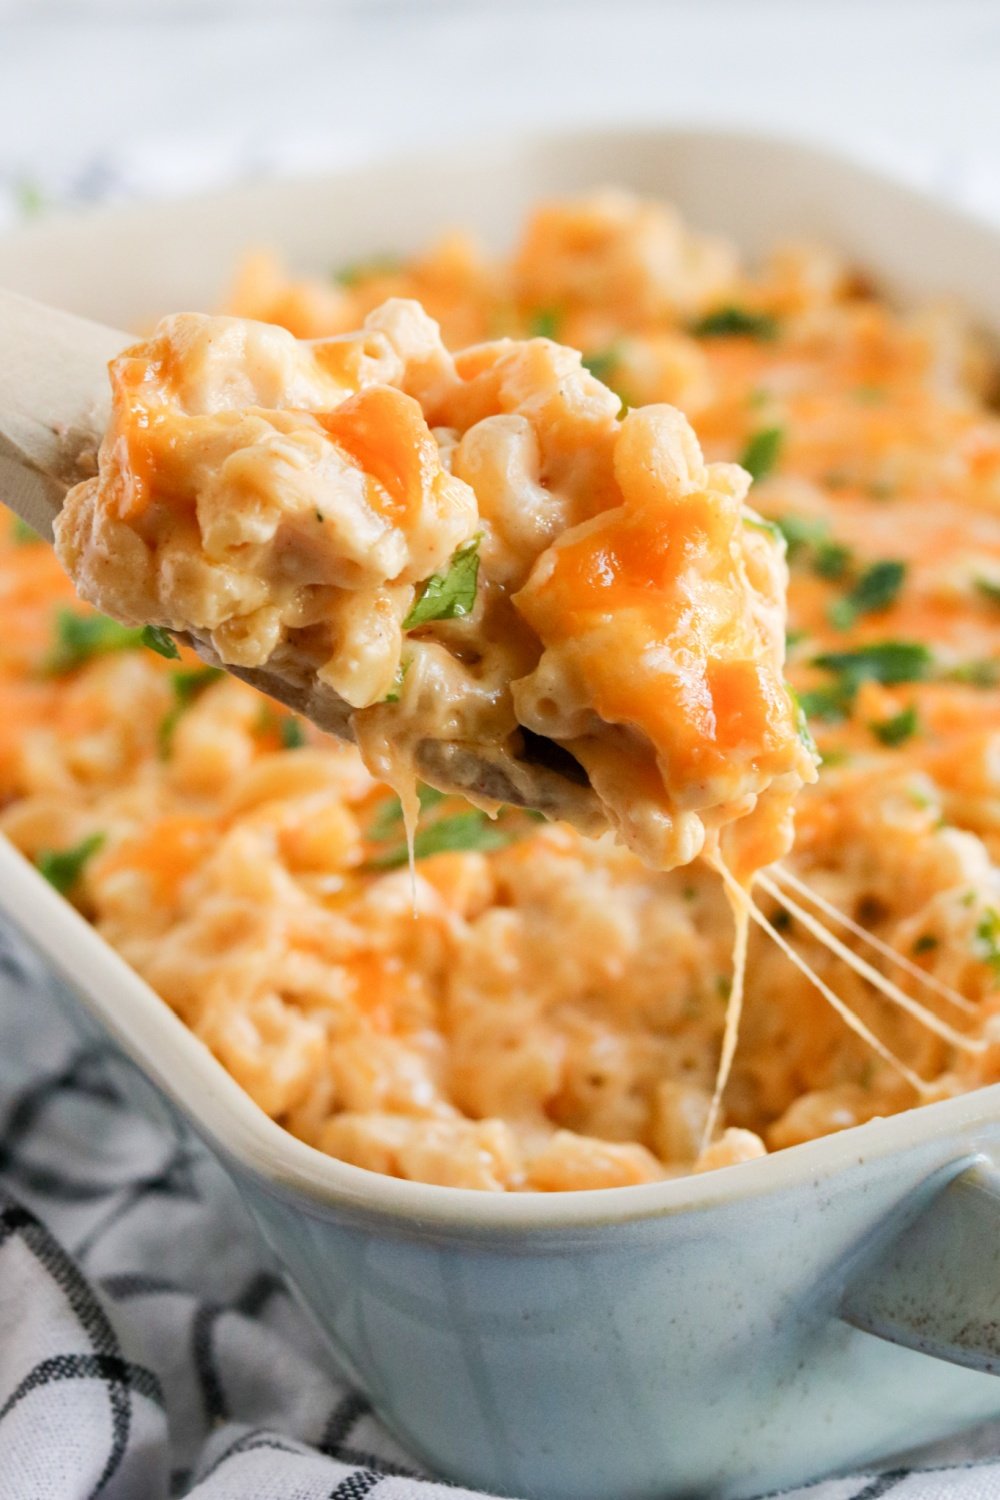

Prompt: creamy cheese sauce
[55,296,814,879]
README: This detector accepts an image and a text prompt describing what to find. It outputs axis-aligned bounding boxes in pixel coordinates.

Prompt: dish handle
[842,1158,1000,1374]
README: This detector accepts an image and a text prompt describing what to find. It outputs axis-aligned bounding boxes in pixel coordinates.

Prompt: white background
[2,0,1000,218]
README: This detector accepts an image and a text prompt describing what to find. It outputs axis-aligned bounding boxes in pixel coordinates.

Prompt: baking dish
[4,128,1000,1500]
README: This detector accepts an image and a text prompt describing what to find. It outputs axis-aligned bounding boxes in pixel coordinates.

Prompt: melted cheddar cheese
[56,297,814,875]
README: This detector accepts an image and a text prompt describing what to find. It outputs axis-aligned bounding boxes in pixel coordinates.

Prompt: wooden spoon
[0,288,604,828]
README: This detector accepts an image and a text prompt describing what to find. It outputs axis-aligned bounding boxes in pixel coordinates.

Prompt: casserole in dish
[4,129,1000,1499]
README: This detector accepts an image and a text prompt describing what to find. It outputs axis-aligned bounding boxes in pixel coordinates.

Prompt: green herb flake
[812,540,854,581]
[582,347,621,384]
[157,666,224,757]
[12,517,40,545]
[946,659,1000,688]
[774,514,829,560]
[172,666,223,707]
[975,577,1000,605]
[367,784,447,843]
[527,308,562,340]
[36,833,105,896]
[869,703,919,747]
[797,685,851,723]
[384,657,410,704]
[45,609,148,675]
[403,536,481,630]
[739,426,784,484]
[743,516,784,542]
[812,641,933,688]
[140,625,180,661]
[974,908,1000,978]
[828,559,906,630]
[279,716,306,750]
[334,255,403,287]
[912,933,939,955]
[691,306,779,341]
[787,684,818,755]
[854,385,887,405]
[367,809,513,870]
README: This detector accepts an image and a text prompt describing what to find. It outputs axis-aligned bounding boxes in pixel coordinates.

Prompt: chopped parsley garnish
[975,577,1000,605]
[946,659,1000,688]
[171,665,224,706]
[803,642,932,723]
[12,517,40,545]
[797,684,851,723]
[403,536,481,629]
[158,666,224,755]
[367,784,448,843]
[367,809,514,870]
[254,706,307,750]
[36,833,105,896]
[974,908,1000,978]
[46,610,146,674]
[828,559,906,630]
[743,516,783,541]
[140,625,180,660]
[582,347,621,384]
[334,255,402,287]
[869,704,919,747]
[383,657,411,704]
[364,786,539,870]
[739,426,783,484]
[773,513,854,578]
[774,514,828,560]
[527,308,561,339]
[691,306,779,341]
[279,716,306,749]
[912,933,938,955]
[787,685,817,754]
[812,641,933,687]
[812,541,854,581]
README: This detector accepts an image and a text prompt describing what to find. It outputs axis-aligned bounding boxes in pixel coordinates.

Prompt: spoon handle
[0,288,126,540]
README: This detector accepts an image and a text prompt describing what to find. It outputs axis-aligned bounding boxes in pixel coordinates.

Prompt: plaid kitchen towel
[5,149,1000,1500]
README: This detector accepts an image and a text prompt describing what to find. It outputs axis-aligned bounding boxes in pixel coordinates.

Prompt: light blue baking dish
[3,129,1000,1500]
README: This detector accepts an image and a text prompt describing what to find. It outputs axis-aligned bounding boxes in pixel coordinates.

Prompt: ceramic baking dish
[3,128,1000,1500]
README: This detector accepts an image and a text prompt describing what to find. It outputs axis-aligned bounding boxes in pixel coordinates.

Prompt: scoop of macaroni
[55,300,816,874]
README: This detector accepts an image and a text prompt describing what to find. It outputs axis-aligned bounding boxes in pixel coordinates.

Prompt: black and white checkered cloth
[5,155,1000,1500]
